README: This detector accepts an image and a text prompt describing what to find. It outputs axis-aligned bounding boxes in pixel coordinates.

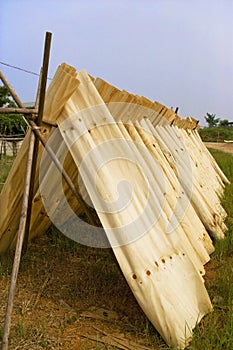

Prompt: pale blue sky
[1,0,233,126]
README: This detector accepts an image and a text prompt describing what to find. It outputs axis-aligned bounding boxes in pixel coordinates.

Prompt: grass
[0,155,15,192]
[209,149,233,217]
[199,126,233,142]
[186,149,233,350]
[0,150,232,349]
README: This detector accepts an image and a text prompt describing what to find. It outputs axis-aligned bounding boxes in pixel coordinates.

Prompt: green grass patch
[209,149,233,217]
[199,126,233,142]
[0,155,15,192]
[187,149,233,350]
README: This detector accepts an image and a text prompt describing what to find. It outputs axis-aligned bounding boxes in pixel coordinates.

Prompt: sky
[1,0,233,126]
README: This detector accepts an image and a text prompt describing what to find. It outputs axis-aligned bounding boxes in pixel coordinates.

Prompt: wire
[0,61,52,80]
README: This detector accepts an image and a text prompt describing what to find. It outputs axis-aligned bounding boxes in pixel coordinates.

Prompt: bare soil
[204,142,233,155]
[0,230,161,350]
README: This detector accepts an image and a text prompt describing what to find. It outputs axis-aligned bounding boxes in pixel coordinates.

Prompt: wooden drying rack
[0,32,97,350]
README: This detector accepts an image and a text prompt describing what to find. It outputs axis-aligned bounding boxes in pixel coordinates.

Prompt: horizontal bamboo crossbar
[0,107,38,115]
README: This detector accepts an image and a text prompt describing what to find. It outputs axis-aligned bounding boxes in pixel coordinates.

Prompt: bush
[199,127,233,142]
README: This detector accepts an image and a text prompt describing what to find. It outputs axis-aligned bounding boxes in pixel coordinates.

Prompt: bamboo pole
[0,137,24,141]
[22,71,42,252]
[0,70,24,108]
[37,32,52,124]
[1,32,52,350]
[1,130,35,350]
[0,107,37,114]
[23,31,52,251]
[26,119,99,226]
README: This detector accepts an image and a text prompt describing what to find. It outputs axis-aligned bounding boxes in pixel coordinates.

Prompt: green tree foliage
[219,119,229,127]
[0,85,27,135]
[204,113,220,127]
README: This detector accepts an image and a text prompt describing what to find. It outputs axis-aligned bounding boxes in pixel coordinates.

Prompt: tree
[204,113,220,127]
[0,85,16,108]
[219,119,229,127]
[0,85,27,135]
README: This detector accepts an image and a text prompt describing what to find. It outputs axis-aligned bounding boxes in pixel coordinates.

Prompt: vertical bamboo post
[23,31,52,252]
[21,73,41,253]
[1,32,52,350]
[37,32,52,124]
[1,129,35,350]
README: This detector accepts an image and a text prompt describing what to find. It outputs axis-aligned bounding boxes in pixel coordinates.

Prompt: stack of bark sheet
[0,63,229,349]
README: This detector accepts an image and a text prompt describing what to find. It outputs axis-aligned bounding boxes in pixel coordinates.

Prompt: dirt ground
[0,230,161,350]
[204,142,233,155]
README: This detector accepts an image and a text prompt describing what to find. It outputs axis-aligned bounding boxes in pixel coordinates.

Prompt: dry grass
[0,229,164,349]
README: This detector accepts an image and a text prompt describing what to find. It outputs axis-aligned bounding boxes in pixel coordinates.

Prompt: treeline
[204,113,231,128]
[0,85,27,136]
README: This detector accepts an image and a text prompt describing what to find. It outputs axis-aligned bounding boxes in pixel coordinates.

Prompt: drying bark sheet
[0,63,229,348]
[56,70,214,348]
